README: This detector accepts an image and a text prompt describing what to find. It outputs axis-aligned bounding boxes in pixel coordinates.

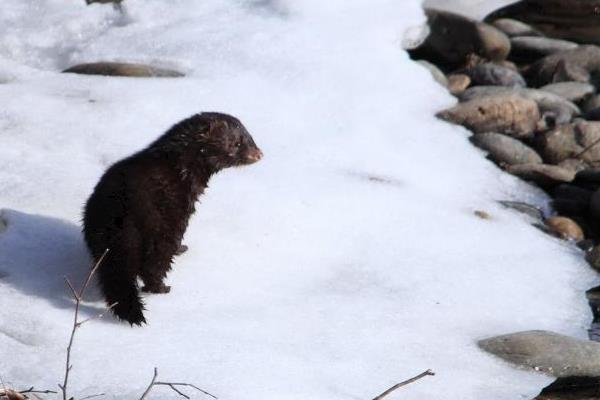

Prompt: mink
[82,112,262,325]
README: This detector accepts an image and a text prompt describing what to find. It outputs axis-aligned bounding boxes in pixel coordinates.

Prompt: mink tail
[95,248,146,326]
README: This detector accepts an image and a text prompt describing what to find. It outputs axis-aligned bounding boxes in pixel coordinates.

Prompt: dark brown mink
[82,112,262,325]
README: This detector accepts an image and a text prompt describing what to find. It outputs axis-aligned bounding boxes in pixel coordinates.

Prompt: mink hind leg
[140,238,178,294]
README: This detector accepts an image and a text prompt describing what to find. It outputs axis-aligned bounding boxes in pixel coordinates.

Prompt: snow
[0,0,597,399]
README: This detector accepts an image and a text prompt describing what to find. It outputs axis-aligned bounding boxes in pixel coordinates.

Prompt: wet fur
[83,112,262,325]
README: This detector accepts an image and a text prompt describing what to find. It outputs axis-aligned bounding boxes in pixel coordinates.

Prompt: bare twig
[371,370,435,400]
[79,393,105,400]
[138,368,158,400]
[60,249,109,400]
[139,369,217,400]
[77,302,118,327]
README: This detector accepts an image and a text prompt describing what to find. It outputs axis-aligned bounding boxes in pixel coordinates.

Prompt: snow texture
[0,0,597,399]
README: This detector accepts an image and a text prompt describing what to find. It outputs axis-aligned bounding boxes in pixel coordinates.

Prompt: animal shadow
[0,208,113,320]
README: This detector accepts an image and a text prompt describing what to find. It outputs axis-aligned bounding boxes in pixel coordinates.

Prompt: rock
[557,158,588,173]
[498,200,544,221]
[437,95,540,138]
[474,210,491,220]
[460,86,580,125]
[590,189,600,218]
[460,63,526,88]
[507,164,575,187]
[545,216,585,241]
[583,95,600,121]
[553,184,593,204]
[479,330,600,377]
[536,376,600,400]
[573,169,600,191]
[536,121,600,165]
[470,132,542,166]
[552,199,590,217]
[409,9,511,70]
[540,82,595,103]
[510,37,579,64]
[485,0,600,45]
[492,18,543,38]
[62,62,184,78]
[447,74,471,95]
[524,46,600,87]
[417,60,448,87]
[587,245,600,271]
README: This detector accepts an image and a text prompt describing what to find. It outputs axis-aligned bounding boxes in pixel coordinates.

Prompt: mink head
[161,112,263,172]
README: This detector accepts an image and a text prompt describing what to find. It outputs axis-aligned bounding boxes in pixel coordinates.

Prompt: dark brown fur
[83,112,262,325]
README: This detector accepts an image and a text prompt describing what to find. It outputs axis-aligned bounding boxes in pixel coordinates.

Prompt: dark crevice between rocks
[407,1,600,399]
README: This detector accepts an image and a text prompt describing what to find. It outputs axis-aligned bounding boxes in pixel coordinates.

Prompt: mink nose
[245,149,263,163]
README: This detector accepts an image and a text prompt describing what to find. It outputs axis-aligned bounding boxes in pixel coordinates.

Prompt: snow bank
[0,1,596,399]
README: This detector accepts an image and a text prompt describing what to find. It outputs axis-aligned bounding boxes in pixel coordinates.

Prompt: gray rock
[498,200,544,221]
[460,86,580,125]
[437,95,540,138]
[540,82,595,103]
[510,36,578,63]
[63,62,184,78]
[461,63,526,87]
[557,158,589,173]
[536,121,600,164]
[479,330,600,377]
[485,0,600,45]
[525,46,600,87]
[492,18,543,38]
[587,245,600,271]
[409,9,511,69]
[507,164,575,187]
[417,60,448,87]
[470,132,542,166]
[583,95,600,121]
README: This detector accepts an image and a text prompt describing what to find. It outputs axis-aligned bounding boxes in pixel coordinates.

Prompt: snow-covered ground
[0,1,597,399]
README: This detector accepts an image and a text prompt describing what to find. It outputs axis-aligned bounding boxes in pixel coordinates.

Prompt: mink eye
[235,142,242,148]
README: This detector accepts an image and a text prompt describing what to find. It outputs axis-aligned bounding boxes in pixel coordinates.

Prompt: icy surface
[0,1,596,399]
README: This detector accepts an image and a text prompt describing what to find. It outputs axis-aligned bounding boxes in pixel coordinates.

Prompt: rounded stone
[536,121,600,165]
[540,82,595,103]
[461,63,526,87]
[507,164,575,187]
[545,216,585,241]
[447,74,471,95]
[492,18,543,38]
[437,95,540,138]
[409,9,510,70]
[479,330,600,377]
[510,36,579,63]
[470,132,542,166]
[63,62,185,78]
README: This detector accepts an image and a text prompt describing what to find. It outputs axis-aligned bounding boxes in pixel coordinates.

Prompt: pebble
[437,94,540,138]
[510,36,579,63]
[545,216,585,241]
[460,86,580,125]
[492,18,543,38]
[460,63,526,87]
[63,62,185,78]
[540,82,595,103]
[506,164,575,187]
[535,121,600,164]
[409,9,511,69]
[470,132,542,166]
[447,74,471,95]
[479,330,600,377]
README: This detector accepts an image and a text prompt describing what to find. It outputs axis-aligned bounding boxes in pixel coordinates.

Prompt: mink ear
[208,120,229,137]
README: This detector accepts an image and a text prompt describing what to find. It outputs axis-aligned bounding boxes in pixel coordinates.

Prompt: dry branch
[60,249,110,400]
[371,370,435,400]
[138,368,217,400]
